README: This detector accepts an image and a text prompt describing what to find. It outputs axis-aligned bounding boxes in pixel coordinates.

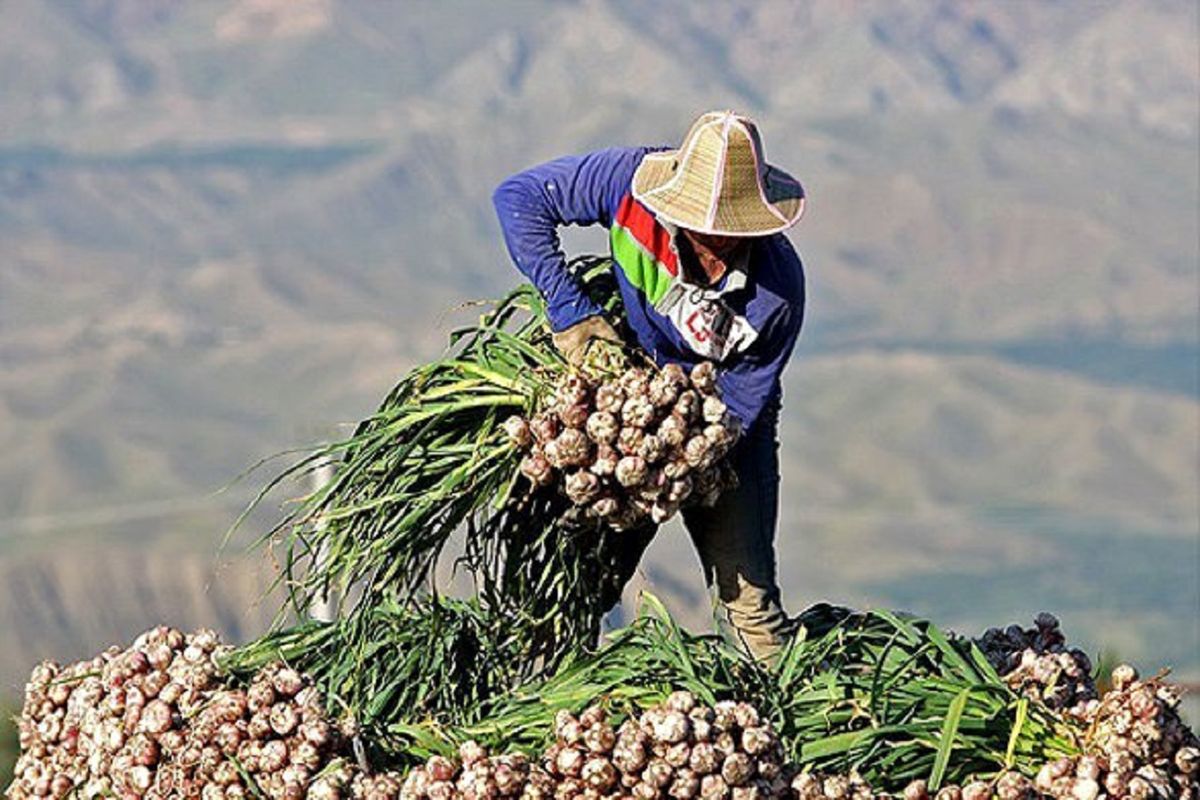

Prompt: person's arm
[492,147,651,332]
[717,301,804,434]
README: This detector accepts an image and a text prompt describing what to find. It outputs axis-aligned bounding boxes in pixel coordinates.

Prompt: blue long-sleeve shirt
[492,146,805,433]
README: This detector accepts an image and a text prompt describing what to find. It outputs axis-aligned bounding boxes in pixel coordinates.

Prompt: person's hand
[551,316,621,366]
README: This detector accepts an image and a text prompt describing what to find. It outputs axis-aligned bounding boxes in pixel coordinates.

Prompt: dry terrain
[1,0,1196,718]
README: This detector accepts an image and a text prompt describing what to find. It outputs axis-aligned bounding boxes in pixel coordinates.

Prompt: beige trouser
[598,400,792,661]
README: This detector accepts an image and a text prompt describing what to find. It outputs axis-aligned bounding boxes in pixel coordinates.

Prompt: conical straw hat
[632,111,805,236]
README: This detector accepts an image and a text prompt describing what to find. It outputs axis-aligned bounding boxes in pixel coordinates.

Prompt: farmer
[492,110,806,660]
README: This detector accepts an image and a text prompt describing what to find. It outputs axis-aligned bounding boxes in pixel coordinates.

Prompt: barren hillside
[1,0,1196,700]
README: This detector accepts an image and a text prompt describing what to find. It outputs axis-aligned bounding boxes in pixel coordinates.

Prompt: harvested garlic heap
[507,362,740,530]
[6,627,402,800]
[9,634,1198,800]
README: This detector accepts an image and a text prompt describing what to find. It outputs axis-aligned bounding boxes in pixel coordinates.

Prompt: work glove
[551,315,622,367]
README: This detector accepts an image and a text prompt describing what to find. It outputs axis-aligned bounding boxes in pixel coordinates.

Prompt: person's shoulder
[760,234,805,303]
[586,145,668,168]
[583,146,672,221]
[599,146,670,188]
[766,232,803,265]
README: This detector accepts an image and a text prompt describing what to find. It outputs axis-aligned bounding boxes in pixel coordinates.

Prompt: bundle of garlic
[350,772,407,800]
[173,662,365,800]
[397,693,789,800]
[4,627,403,800]
[399,742,538,800]
[8,626,228,800]
[893,773,1036,800]
[789,771,878,800]
[1039,664,1199,800]
[541,692,787,800]
[508,361,740,530]
[898,665,1200,800]
[973,613,1098,720]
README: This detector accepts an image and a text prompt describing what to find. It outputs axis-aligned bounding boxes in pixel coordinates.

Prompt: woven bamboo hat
[632,110,805,236]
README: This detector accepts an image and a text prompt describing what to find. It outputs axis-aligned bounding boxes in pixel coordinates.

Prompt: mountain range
[1,0,1196,711]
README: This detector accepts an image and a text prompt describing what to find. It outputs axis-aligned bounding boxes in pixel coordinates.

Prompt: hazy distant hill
[0,0,1196,698]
